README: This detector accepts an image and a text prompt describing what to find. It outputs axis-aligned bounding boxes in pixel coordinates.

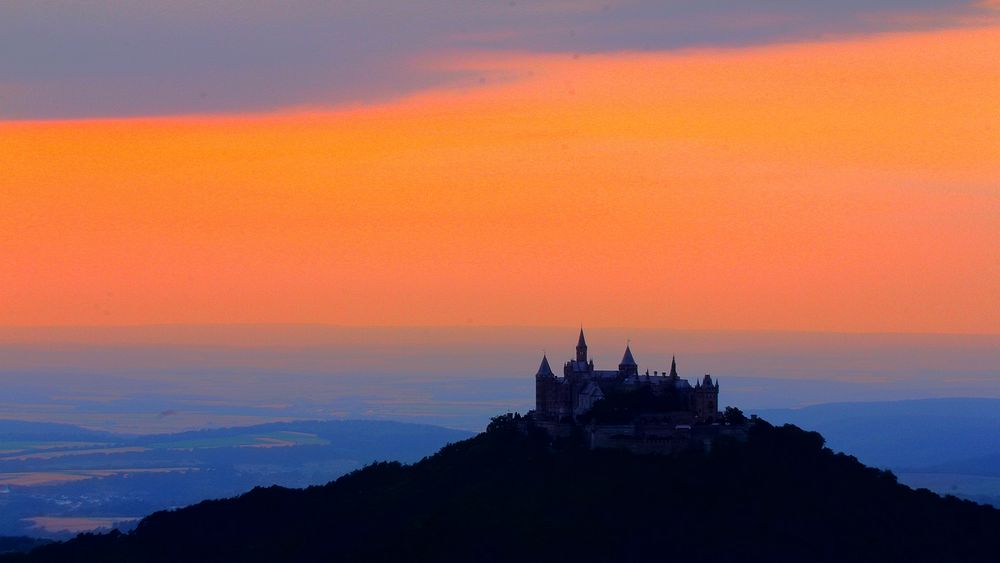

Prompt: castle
[534,328,719,422]
[530,329,727,451]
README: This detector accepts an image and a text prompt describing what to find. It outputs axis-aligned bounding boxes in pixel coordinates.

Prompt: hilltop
[6,417,1000,563]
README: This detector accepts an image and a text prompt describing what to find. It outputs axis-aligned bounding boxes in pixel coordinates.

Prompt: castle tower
[669,355,678,379]
[534,354,558,419]
[618,344,639,378]
[694,373,720,420]
[576,328,588,363]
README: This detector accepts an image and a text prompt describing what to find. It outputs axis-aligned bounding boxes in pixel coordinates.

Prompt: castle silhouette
[530,329,727,451]
[534,328,719,421]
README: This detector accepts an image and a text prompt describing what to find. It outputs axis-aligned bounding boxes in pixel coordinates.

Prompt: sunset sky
[2,1,998,333]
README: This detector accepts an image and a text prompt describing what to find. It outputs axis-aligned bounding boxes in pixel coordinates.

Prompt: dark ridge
[7,419,1000,563]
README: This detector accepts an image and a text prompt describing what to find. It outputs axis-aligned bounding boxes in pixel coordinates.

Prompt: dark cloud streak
[0,0,989,119]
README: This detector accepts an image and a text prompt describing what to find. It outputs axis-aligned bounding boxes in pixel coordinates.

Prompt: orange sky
[2,25,998,333]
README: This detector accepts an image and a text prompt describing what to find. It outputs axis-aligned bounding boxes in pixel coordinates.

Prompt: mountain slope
[8,420,1000,563]
[756,398,1000,468]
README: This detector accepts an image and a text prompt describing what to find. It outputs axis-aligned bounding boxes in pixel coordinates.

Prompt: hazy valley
[0,419,469,538]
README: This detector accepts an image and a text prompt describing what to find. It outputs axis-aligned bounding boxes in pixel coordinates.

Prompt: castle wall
[588,424,637,449]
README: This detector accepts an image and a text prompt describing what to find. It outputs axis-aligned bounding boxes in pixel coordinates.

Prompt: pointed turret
[669,355,678,379]
[536,354,554,378]
[618,343,639,378]
[620,344,637,367]
[575,327,588,362]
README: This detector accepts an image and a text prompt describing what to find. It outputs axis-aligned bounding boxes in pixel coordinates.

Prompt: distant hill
[0,420,115,442]
[7,419,1000,563]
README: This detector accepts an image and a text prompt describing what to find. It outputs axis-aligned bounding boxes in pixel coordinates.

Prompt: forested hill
[7,419,1000,563]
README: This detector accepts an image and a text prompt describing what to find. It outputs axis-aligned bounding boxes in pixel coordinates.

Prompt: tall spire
[536,354,554,377]
[669,355,678,378]
[575,327,588,362]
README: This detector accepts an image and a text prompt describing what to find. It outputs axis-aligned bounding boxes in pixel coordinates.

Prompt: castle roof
[580,381,604,398]
[620,344,637,366]
[577,328,587,348]
[536,355,554,377]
